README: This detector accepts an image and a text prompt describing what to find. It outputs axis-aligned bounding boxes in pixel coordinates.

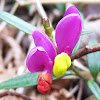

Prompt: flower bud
[43,18,50,29]
[53,53,71,77]
[37,70,53,94]
[43,18,54,38]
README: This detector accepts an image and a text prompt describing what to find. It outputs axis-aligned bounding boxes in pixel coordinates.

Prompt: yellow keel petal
[53,53,71,77]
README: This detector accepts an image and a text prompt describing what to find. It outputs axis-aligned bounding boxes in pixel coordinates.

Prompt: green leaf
[81,29,92,35]
[72,29,92,55]
[87,80,100,100]
[0,71,75,89]
[72,28,92,56]
[80,11,84,28]
[80,11,92,35]
[72,36,82,55]
[0,11,91,36]
[0,11,37,35]
[87,39,100,79]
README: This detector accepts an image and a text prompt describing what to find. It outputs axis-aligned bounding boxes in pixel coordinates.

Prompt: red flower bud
[37,70,53,94]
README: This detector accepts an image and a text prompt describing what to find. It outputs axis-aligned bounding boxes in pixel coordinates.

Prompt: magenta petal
[26,46,53,73]
[55,14,82,56]
[64,6,80,17]
[44,60,53,74]
[32,30,57,62]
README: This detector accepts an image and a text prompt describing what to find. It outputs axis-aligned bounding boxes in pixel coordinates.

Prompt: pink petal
[64,6,80,17]
[26,46,53,73]
[55,14,82,56]
[32,30,57,62]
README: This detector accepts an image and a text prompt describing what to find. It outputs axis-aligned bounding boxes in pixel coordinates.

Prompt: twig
[10,2,19,14]
[86,14,100,21]
[59,84,79,99]
[1,34,23,67]
[0,37,4,69]
[29,4,36,16]
[84,95,94,100]
[73,60,89,72]
[77,80,83,100]
[4,31,25,66]
[62,75,79,79]
[16,0,100,6]
[0,0,5,11]
[71,45,100,60]
[0,90,9,97]
[0,90,32,100]
[36,0,47,19]
[67,84,79,98]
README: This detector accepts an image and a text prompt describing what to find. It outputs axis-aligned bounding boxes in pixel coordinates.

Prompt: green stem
[94,79,100,86]
[70,66,88,81]
[70,66,100,86]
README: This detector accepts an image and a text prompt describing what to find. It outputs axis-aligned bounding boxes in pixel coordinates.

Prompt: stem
[71,45,100,60]
[70,66,88,81]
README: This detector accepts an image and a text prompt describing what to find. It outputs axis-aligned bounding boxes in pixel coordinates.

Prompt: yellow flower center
[53,53,71,77]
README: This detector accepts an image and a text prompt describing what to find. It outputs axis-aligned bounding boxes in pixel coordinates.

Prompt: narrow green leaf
[0,71,75,89]
[87,39,100,79]
[0,11,37,35]
[72,28,91,55]
[0,11,91,36]
[80,11,92,35]
[72,36,82,55]
[81,29,92,35]
[87,80,100,100]
[80,11,84,28]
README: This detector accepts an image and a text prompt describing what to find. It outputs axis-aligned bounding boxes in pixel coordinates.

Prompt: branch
[16,0,100,6]
[71,45,100,60]
[0,90,32,100]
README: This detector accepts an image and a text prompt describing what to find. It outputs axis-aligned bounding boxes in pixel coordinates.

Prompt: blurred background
[0,0,100,100]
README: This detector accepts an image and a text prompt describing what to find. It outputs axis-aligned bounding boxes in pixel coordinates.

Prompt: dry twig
[1,35,23,67]
[0,0,5,11]
[36,0,47,19]
[73,60,89,72]
[16,0,100,6]
[67,84,79,98]
[0,38,4,70]
[77,80,83,100]
[0,90,32,100]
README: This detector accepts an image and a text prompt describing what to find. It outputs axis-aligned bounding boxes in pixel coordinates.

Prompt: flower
[37,70,53,94]
[26,6,82,94]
